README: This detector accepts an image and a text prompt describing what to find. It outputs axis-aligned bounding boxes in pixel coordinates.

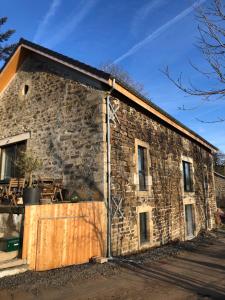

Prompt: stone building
[0,39,218,256]
[215,172,225,208]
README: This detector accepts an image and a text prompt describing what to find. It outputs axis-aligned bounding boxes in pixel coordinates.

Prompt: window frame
[203,165,209,195]
[134,139,152,196]
[0,141,27,180]
[137,205,153,249]
[138,145,147,191]
[182,160,193,192]
[139,211,149,244]
[184,203,196,239]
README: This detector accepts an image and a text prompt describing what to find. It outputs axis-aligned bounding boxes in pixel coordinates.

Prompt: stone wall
[0,51,217,256]
[108,95,217,255]
[0,53,105,201]
[215,172,225,208]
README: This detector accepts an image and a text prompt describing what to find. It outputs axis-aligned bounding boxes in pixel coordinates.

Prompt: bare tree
[214,151,225,175]
[0,17,16,61]
[163,0,225,121]
[100,62,148,97]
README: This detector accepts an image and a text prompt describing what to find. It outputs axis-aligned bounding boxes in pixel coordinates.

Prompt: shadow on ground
[115,230,225,299]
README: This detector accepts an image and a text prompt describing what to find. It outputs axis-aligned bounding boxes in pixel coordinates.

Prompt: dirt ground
[0,229,225,300]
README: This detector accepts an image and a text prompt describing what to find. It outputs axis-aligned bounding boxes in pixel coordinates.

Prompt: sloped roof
[215,172,225,179]
[0,38,218,152]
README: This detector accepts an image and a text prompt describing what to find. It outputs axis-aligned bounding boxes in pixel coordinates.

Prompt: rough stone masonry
[0,53,105,201]
[0,50,217,256]
[108,95,217,255]
[215,172,225,208]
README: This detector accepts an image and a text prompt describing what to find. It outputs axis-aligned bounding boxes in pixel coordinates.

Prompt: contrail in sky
[33,0,61,43]
[113,0,208,64]
[43,0,99,48]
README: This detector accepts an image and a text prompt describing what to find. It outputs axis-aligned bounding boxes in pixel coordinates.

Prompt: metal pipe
[106,94,112,258]
[106,78,115,259]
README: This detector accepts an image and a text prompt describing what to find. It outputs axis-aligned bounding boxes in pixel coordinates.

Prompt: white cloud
[131,0,167,35]
[33,0,61,43]
[42,0,99,48]
[113,0,208,64]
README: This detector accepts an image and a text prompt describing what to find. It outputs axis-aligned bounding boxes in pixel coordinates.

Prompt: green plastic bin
[0,237,21,252]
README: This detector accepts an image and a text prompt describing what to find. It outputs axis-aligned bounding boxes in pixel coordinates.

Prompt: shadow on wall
[12,56,105,202]
[47,137,104,202]
[78,203,107,257]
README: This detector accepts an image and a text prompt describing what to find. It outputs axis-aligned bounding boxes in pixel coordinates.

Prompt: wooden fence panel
[22,202,106,271]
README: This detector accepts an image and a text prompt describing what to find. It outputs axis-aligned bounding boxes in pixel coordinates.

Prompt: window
[0,141,26,180]
[138,146,147,191]
[203,166,209,193]
[22,84,29,96]
[185,204,195,238]
[182,161,193,192]
[139,212,149,244]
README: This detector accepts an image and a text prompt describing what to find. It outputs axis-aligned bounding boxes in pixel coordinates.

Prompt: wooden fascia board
[0,44,109,93]
[0,45,24,92]
[109,80,216,152]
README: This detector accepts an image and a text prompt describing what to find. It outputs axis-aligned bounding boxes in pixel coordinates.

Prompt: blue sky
[2,0,225,151]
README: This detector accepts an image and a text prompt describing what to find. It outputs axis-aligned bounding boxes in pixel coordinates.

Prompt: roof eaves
[214,171,225,179]
[19,38,111,81]
[112,77,218,151]
[0,38,218,152]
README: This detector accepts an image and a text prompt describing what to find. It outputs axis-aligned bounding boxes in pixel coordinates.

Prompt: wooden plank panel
[22,202,106,271]
[36,218,60,270]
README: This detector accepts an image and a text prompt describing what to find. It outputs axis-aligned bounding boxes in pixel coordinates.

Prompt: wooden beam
[0,46,28,93]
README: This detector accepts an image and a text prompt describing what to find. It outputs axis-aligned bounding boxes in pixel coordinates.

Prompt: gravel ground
[0,262,120,296]
[0,229,220,297]
[117,229,219,264]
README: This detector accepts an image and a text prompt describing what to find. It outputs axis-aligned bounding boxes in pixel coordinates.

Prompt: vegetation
[15,150,42,187]
[100,63,148,97]
[0,17,16,61]
[163,0,225,122]
[214,151,225,175]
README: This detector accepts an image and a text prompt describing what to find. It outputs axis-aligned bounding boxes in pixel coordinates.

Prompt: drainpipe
[106,78,115,259]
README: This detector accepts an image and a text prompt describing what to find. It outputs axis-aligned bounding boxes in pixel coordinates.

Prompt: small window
[139,212,149,244]
[22,84,29,96]
[182,161,193,192]
[138,146,147,191]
